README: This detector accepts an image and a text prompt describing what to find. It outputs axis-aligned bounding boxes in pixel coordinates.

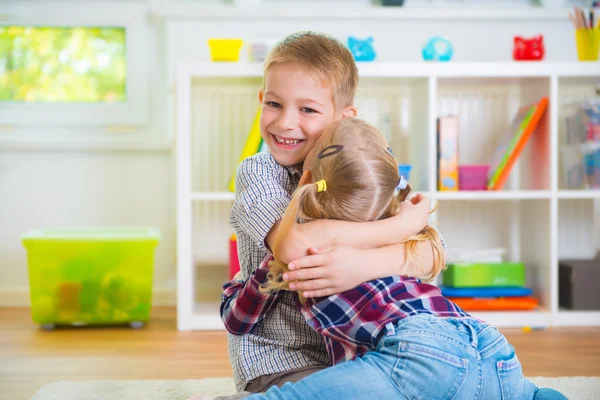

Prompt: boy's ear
[340,106,357,118]
[299,170,312,186]
[258,90,264,103]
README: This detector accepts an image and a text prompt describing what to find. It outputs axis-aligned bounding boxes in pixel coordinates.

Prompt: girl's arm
[275,196,431,264]
[220,259,282,334]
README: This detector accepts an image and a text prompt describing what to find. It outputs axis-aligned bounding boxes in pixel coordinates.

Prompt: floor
[2,307,600,400]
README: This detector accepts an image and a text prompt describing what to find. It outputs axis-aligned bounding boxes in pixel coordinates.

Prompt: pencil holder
[575,28,600,61]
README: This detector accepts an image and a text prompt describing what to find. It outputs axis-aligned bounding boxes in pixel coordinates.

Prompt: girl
[241,118,562,400]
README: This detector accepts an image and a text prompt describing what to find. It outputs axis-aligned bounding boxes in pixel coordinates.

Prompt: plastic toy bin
[22,228,160,329]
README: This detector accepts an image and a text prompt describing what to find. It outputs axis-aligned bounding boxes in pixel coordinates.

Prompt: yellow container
[22,227,160,329]
[208,38,243,62]
[575,28,600,61]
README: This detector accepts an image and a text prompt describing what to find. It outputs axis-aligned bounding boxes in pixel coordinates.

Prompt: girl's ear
[299,170,312,186]
[258,90,264,103]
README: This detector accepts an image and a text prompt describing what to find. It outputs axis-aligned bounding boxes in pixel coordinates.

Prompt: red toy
[229,234,241,280]
[513,35,545,61]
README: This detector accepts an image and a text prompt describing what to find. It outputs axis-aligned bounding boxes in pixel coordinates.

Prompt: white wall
[1,1,598,306]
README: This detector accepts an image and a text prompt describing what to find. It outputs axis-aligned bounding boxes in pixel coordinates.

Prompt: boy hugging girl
[190,32,565,400]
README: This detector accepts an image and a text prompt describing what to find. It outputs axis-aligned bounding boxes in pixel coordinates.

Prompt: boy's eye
[301,107,317,114]
[266,101,281,108]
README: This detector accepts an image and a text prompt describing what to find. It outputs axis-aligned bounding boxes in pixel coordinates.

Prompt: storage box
[442,262,525,288]
[559,258,600,311]
[22,228,160,328]
[458,164,489,191]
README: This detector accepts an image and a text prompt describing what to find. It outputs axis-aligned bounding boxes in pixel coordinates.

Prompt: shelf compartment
[437,77,550,192]
[436,199,551,312]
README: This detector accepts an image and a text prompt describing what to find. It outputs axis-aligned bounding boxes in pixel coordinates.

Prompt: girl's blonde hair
[262,118,446,301]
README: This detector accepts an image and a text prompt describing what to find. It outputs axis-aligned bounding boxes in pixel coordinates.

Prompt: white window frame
[0,1,149,127]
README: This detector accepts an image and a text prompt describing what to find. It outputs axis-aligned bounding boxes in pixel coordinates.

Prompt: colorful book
[487,97,548,190]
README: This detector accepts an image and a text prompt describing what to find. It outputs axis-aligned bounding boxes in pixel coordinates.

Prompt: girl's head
[264,118,445,298]
[295,118,412,224]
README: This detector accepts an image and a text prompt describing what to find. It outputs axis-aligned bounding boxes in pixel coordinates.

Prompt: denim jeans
[246,314,539,400]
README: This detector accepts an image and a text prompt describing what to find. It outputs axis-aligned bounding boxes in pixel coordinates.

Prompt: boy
[192,31,434,400]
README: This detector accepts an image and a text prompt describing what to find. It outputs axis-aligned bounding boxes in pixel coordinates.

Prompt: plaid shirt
[223,253,469,367]
[226,152,329,392]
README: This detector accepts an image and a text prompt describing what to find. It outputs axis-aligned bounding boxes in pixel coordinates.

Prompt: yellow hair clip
[315,179,327,193]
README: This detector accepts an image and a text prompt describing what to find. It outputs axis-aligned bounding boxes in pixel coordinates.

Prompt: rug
[31,376,600,400]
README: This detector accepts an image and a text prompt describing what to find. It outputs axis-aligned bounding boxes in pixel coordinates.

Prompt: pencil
[570,12,578,28]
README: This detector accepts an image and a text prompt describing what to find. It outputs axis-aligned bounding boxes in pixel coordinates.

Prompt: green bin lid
[21,227,161,243]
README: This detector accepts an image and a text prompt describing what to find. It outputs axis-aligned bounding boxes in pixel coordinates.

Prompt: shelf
[161,5,572,21]
[179,62,600,80]
[189,302,224,331]
[192,192,236,201]
[470,310,552,328]
[435,191,551,200]
[554,311,600,327]
[557,191,600,199]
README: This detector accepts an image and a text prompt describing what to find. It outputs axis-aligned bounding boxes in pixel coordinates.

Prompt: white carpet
[30,376,600,400]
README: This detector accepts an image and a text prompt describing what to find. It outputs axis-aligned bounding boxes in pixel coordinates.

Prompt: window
[0,26,126,103]
[0,1,150,128]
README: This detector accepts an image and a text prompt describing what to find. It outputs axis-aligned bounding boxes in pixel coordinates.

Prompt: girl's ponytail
[260,182,325,302]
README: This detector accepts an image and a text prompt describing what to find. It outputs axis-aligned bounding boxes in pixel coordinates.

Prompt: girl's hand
[282,246,368,298]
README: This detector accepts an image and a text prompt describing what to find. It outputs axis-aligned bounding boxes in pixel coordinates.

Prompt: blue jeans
[246,314,538,400]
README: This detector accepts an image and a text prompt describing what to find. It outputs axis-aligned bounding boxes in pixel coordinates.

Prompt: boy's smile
[259,62,338,167]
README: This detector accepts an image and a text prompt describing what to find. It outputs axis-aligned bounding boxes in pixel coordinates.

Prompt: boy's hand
[282,246,368,298]
[395,194,430,234]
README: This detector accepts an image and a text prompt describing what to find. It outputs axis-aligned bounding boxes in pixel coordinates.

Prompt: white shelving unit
[176,62,600,331]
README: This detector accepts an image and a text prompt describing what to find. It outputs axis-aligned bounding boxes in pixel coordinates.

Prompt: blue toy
[422,36,453,62]
[348,36,376,62]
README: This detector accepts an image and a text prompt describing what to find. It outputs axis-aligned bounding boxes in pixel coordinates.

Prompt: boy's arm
[283,241,435,298]
[230,156,293,275]
[220,259,283,334]
[276,195,431,264]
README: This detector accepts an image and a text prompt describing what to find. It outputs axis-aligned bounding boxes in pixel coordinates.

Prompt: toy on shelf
[562,98,600,189]
[398,164,412,182]
[448,296,538,311]
[228,107,267,192]
[348,37,376,62]
[229,234,241,280]
[443,262,525,288]
[487,97,548,190]
[513,35,545,61]
[437,116,459,191]
[422,36,453,62]
[458,165,489,191]
[248,39,278,62]
[570,7,600,61]
[441,251,537,312]
[208,38,243,62]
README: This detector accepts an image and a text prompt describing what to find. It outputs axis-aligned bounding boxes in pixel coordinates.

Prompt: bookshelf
[176,62,600,331]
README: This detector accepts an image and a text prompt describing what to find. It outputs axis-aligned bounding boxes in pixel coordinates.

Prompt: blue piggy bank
[422,36,453,62]
[348,36,376,62]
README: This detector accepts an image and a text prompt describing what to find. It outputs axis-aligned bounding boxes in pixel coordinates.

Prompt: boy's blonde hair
[263,31,358,110]
[262,118,446,302]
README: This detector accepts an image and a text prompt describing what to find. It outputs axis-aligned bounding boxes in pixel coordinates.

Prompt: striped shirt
[226,152,329,392]
[222,253,470,366]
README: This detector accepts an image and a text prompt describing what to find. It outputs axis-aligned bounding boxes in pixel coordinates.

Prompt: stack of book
[441,261,538,311]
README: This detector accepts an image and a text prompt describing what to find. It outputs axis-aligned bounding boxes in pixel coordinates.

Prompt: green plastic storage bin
[442,262,525,288]
[22,227,160,329]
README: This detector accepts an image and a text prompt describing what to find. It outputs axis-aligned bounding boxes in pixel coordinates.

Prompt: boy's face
[259,62,355,167]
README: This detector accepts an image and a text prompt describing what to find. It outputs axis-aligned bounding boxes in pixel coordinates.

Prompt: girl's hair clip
[318,144,344,159]
[395,176,408,194]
